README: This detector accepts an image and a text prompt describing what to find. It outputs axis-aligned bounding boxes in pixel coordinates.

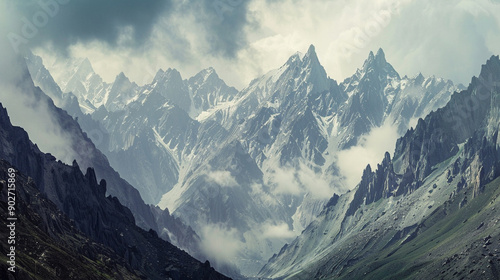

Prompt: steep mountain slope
[24,51,66,108]
[95,86,262,277]
[10,57,205,263]
[0,103,230,279]
[51,57,109,114]
[337,48,461,149]
[189,67,239,118]
[336,176,500,280]
[154,46,346,275]
[258,56,500,279]
[51,59,238,206]
[0,160,142,280]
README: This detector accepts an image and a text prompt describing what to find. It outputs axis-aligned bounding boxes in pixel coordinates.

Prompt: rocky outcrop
[345,56,500,215]
[393,55,500,196]
[346,152,399,216]
[0,160,141,280]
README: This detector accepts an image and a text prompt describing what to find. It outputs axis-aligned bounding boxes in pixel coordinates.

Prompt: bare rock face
[461,131,500,198]
[349,56,500,210]
[346,152,399,216]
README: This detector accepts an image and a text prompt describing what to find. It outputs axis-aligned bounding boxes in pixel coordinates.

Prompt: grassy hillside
[337,177,500,280]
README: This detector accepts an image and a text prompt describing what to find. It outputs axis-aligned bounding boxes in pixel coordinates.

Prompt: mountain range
[21,45,472,277]
[0,29,495,278]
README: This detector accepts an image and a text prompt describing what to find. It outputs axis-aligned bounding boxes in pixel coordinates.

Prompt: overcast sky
[3,0,500,89]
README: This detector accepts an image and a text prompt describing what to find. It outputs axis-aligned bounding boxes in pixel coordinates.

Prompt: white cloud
[297,162,335,199]
[34,0,500,91]
[199,224,244,266]
[0,5,76,165]
[206,170,238,187]
[260,221,296,239]
[266,167,302,195]
[265,163,335,199]
[337,121,399,189]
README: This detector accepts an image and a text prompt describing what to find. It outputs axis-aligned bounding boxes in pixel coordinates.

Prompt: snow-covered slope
[189,67,239,118]
[56,57,108,113]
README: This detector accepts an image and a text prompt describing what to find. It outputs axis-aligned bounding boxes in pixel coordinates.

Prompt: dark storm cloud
[7,0,172,53]
[186,0,253,58]
[7,0,253,59]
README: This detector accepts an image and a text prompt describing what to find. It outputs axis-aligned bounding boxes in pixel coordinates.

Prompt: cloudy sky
[3,0,500,89]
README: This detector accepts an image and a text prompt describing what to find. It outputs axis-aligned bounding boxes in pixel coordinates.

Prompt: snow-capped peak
[413,72,425,84]
[75,58,95,78]
[376,48,386,62]
[192,67,219,84]
[153,68,183,85]
[284,44,330,94]
[303,44,320,65]
[361,48,398,78]
[112,72,132,86]
[116,71,128,80]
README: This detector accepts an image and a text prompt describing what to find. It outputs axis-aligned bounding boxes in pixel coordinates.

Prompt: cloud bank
[265,163,335,199]
[337,122,399,189]
[9,0,497,91]
[0,3,78,165]
[260,221,296,239]
[207,170,239,188]
[199,223,243,267]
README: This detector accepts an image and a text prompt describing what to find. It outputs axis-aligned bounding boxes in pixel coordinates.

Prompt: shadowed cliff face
[391,55,500,196]
[0,159,142,280]
[0,103,231,280]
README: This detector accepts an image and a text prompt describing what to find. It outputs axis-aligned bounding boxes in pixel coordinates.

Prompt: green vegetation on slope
[338,177,500,280]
